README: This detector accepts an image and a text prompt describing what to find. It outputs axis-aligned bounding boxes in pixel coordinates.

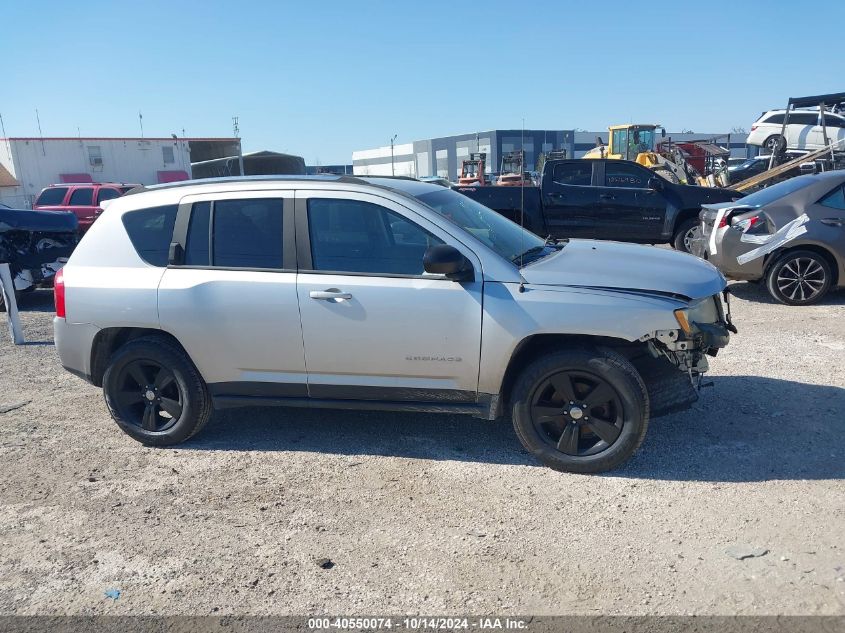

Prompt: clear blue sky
[2,0,842,164]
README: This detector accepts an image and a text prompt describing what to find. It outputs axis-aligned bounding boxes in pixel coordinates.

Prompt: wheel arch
[89,327,193,387]
[497,333,650,410]
[763,242,841,287]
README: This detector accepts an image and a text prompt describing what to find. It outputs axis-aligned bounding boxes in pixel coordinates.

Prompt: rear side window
[36,187,68,206]
[818,185,845,210]
[763,113,785,125]
[96,188,121,204]
[69,188,94,206]
[788,113,818,126]
[552,163,592,186]
[185,201,211,265]
[605,162,650,188]
[181,199,285,268]
[122,205,178,266]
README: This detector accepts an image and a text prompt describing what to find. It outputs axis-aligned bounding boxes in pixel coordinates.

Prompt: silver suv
[53,176,733,473]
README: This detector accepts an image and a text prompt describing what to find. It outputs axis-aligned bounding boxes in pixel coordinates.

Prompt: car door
[594,161,666,240]
[540,162,598,238]
[295,190,483,401]
[158,190,308,397]
[813,182,845,270]
[787,112,819,149]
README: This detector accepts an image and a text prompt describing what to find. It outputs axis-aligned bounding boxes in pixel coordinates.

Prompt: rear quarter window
[121,205,178,266]
[36,187,68,206]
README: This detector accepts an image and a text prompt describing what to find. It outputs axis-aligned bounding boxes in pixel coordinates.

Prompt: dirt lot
[1,283,843,616]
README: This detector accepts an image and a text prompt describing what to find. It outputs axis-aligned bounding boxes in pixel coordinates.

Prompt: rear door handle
[599,194,615,200]
[310,289,352,301]
[821,218,844,227]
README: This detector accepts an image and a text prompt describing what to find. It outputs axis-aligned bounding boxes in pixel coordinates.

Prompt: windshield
[738,175,818,207]
[414,188,547,264]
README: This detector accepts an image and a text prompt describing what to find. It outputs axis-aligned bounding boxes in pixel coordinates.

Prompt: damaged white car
[0,207,77,311]
[693,172,845,305]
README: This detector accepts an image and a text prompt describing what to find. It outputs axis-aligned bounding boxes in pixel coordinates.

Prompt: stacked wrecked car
[0,207,77,311]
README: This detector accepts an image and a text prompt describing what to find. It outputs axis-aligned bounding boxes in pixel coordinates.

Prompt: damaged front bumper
[642,291,735,392]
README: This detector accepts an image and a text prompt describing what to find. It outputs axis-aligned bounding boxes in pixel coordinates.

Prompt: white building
[352,129,752,180]
[0,136,241,208]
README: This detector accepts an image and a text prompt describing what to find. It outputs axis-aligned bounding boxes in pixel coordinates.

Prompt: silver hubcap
[144,389,156,401]
[683,225,701,251]
[569,406,584,420]
[777,257,825,302]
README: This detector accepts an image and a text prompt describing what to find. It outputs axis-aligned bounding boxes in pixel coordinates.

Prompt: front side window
[307,198,443,275]
[552,163,592,186]
[122,205,178,266]
[69,187,94,206]
[605,162,650,188]
[818,184,845,210]
[35,187,68,206]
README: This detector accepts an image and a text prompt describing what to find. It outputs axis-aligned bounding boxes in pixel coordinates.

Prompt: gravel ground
[0,283,843,616]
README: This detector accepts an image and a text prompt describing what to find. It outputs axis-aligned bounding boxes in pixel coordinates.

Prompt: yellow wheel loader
[582,124,690,184]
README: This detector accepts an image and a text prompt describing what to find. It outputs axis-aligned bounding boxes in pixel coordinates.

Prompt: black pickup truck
[454,158,744,251]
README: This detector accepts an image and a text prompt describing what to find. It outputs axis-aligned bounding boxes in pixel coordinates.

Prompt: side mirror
[647,176,664,191]
[423,245,473,281]
[661,127,666,138]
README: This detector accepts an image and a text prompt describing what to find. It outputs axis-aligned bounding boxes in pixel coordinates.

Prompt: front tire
[510,348,649,473]
[103,336,212,446]
[765,250,832,305]
[672,218,701,253]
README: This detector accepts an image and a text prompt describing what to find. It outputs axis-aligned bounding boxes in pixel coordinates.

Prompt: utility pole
[233,116,245,177]
[390,134,398,176]
[138,111,144,138]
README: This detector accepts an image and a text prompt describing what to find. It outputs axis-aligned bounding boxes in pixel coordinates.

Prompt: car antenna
[518,118,527,293]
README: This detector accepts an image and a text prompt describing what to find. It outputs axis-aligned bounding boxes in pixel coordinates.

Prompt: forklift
[457,152,488,186]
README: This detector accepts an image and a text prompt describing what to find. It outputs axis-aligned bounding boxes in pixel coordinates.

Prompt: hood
[520,239,726,300]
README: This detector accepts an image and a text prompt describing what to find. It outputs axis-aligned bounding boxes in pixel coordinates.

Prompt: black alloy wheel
[530,370,624,457]
[111,359,184,432]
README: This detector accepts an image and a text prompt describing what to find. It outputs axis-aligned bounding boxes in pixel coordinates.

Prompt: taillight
[54,268,66,318]
[733,215,762,232]
[750,124,758,131]
[717,215,729,228]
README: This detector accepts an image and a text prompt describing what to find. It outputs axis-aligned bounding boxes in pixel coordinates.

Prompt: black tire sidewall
[103,338,210,446]
[673,218,699,252]
[766,250,832,305]
[511,349,648,473]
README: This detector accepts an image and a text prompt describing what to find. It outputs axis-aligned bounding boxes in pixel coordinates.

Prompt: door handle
[310,289,352,301]
[821,218,844,227]
[599,194,615,200]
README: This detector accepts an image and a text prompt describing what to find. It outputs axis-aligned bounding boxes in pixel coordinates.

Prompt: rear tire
[510,348,649,473]
[765,250,832,305]
[103,336,212,446]
[672,218,700,253]
[763,135,786,154]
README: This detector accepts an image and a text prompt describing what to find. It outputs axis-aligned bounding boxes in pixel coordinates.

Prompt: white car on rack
[746,109,845,152]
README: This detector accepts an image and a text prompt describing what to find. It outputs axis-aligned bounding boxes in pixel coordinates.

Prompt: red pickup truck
[33,182,140,233]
